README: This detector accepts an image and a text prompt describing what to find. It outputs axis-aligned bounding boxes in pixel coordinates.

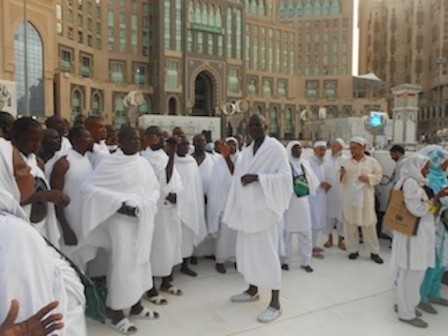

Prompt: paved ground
[87,238,448,336]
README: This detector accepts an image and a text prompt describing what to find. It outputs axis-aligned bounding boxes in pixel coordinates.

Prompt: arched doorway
[193,72,214,116]
[168,97,177,115]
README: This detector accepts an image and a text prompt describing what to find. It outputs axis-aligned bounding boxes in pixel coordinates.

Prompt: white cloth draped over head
[222,137,292,233]
[286,141,319,196]
[174,154,207,244]
[81,149,160,265]
[395,154,429,190]
[0,139,71,335]
[313,141,327,148]
[350,136,366,146]
[0,139,26,219]
[390,153,435,272]
[334,138,345,147]
[207,152,242,236]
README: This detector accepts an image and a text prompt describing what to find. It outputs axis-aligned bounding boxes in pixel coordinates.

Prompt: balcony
[80,65,91,77]
[60,60,71,73]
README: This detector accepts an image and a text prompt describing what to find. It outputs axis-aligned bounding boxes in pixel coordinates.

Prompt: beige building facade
[359,0,448,141]
[0,0,386,141]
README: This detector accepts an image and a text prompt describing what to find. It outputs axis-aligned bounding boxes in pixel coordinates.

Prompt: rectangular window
[108,11,114,51]
[68,9,73,23]
[78,31,83,43]
[133,64,146,85]
[110,61,125,83]
[80,54,92,77]
[166,61,179,89]
[60,49,72,72]
[119,14,126,52]
[56,4,62,20]
[131,15,138,54]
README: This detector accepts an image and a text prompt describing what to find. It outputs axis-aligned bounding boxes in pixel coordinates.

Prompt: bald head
[0,111,15,140]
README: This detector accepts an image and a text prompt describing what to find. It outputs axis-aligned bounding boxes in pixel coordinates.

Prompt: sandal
[144,293,168,305]
[109,317,137,335]
[160,285,183,296]
[130,306,159,320]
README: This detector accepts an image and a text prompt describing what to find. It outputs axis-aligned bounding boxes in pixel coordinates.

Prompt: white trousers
[312,228,321,248]
[393,268,425,319]
[325,217,343,236]
[284,231,312,267]
[343,221,380,255]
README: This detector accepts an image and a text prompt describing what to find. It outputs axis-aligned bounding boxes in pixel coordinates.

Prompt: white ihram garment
[86,140,110,168]
[21,153,61,247]
[222,137,292,289]
[207,153,241,263]
[142,148,183,277]
[175,154,207,258]
[308,155,327,247]
[59,149,96,271]
[0,139,86,336]
[324,153,345,235]
[81,149,159,310]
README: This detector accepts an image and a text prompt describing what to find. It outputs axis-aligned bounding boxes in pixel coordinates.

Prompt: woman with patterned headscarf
[417,145,448,314]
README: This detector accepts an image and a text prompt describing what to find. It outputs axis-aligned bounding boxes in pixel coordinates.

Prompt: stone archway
[192,72,214,116]
[189,66,221,116]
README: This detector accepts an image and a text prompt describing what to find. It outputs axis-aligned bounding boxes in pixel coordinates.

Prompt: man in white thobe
[390,144,408,184]
[340,137,384,264]
[142,126,183,304]
[50,127,95,271]
[174,136,207,277]
[307,141,332,259]
[11,117,69,247]
[207,137,240,274]
[223,114,292,323]
[323,138,346,250]
[81,127,160,334]
[282,141,319,273]
[192,133,216,258]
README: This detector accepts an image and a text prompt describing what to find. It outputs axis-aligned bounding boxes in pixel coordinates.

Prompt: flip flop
[109,317,137,335]
[144,293,168,305]
[160,285,183,296]
[130,306,159,320]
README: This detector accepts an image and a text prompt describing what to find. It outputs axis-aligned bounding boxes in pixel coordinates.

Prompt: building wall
[359,0,448,140]
[0,0,387,141]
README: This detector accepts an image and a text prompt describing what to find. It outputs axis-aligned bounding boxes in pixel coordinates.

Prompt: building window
[306,80,319,102]
[236,9,242,59]
[80,53,92,77]
[263,79,272,96]
[71,89,83,123]
[247,78,257,94]
[133,64,146,86]
[108,11,114,51]
[278,81,287,97]
[91,91,102,116]
[269,106,279,136]
[227,8,233,57]
[175,0,182,51]
[119,14,126,52]
[166,61,179,89]
[14,22,45,117]
[110,61,125,84]
[324,80,337,100]
[114,95,126,128]
[228,69,239,93]
[164,0,171,49]
[284,108,293,138]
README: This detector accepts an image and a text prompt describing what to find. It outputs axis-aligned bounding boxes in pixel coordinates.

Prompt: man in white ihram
[223,114,292,323]
[81,127,160,335]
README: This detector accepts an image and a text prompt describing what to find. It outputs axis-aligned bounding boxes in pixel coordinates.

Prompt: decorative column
[391,84,422,144]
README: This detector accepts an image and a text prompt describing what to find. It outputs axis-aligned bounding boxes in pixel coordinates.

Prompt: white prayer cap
[350,136,366,147]
[334,138,345,147]
[313,141,327,149]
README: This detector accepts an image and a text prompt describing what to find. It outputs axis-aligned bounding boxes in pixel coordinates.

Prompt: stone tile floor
[87,239,448,336]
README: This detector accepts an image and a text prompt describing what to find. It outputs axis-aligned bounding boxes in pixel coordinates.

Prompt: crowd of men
[0,110,447,335]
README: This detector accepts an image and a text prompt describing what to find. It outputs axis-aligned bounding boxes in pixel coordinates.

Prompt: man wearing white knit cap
[340,137,384,264]
[308,141,332,259]
[323,138,346,250]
